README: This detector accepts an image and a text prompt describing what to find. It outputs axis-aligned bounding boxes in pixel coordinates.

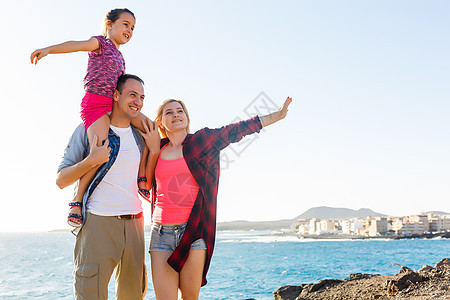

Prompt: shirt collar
[182,134,194,145]
[160,134,194,147]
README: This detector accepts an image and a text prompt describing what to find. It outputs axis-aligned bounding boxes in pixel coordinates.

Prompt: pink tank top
[153,154,200,223]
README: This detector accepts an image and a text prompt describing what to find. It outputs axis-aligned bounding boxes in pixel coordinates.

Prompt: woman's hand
[277,97,292,121]
[259,97,292,127]
[30,48,50,64]
[140,118,161,154]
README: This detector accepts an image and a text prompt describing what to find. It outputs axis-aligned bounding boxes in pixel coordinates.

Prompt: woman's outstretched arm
[259,97,292,128]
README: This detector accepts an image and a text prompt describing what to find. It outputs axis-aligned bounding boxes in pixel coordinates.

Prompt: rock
[273,285,304,300]
[305,279,342,293]
[418,264,433,273]
[393,262,414,274]
[274,258,450,300]
[387,270,428,295]
[386,279,399,295]
[435,258,450,270]
[349,273,376,280]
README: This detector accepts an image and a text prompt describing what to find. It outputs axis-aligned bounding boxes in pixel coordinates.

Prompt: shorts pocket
[74,264,99,300]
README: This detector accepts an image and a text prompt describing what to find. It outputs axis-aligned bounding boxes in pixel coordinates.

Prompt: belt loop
[158,224,162,235]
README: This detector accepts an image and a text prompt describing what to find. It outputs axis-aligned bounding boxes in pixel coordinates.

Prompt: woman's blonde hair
[155,99,191,138]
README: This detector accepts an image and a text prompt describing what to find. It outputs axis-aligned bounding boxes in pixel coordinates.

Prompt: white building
[309,218,320,235]
[351,219,364,234]
[429,214,450,232]
[368,217,388,236]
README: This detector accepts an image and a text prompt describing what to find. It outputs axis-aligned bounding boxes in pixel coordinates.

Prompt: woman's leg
[150,251,179,300]
[68,114,110,226]
[179,249,206,300]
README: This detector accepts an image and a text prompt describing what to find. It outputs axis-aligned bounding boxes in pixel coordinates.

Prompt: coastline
[270,231,450,240]
[47,227,450,241]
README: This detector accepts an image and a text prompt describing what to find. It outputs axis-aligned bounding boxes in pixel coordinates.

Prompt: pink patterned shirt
[83,35,125,98]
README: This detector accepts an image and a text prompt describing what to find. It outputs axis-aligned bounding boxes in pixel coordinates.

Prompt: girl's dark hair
[102,8,135,37]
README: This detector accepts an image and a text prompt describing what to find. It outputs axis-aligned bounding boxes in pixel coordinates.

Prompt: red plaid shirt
[152,116,262,286]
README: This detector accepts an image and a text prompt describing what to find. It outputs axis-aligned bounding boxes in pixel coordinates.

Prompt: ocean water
[0,231,449,299]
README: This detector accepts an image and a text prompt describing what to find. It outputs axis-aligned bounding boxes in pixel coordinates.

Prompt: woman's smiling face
[160,101,189,134]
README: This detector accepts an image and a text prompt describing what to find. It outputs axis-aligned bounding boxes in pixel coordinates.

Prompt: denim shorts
[149,223,206,252]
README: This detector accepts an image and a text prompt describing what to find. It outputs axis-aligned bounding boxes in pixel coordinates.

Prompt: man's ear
[113,89,120,102]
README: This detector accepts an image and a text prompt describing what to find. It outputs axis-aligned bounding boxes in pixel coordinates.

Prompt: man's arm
[56,128,110,189]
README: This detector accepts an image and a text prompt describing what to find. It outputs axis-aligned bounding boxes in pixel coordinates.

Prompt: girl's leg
[68,114,110,226]
[179,249,206,300]
[137,146,149,200]
[150,251,179,300]
[133,112,152,201]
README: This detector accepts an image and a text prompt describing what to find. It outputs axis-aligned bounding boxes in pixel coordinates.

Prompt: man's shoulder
[71,123,89,144]
[74,123,87,134]
[57,124,89,172]
[130,125,141,135]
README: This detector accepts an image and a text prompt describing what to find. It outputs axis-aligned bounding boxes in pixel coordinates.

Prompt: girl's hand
[30,48,49,64]
[140,119,161,154]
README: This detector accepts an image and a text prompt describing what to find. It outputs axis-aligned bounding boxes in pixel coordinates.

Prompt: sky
[1,0,449,232]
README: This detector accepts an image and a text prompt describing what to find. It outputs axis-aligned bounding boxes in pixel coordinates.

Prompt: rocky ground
[274,258,450,299]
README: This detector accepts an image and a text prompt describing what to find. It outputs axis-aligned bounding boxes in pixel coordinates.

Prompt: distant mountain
[216,207,387,231]
[294,206,386,220]
[424,211,449,216]
[216,219,295,231]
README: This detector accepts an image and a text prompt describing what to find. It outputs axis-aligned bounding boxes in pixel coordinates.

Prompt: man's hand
[86,135,111,166]
[140,119,161,154]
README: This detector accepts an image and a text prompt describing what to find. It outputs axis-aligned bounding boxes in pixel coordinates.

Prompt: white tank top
[86,125,142,215]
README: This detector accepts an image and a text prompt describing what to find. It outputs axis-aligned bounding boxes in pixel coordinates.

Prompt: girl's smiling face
[107,12,135,47]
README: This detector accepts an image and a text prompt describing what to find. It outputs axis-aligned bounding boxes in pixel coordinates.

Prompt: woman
[148,97,292,299]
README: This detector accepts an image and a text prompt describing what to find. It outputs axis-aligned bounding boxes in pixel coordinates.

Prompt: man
[56,74,160,299]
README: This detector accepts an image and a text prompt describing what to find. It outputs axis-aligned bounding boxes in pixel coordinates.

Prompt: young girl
[30,8,151,227]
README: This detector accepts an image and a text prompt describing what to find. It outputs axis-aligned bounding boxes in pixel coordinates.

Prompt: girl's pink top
[83,35,125,98]
[153,155,200,224]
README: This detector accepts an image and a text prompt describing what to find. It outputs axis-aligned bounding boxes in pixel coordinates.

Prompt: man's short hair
[116,74,145,93]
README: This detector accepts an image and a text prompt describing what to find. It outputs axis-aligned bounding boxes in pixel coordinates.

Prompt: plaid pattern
[152,116,262,286]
